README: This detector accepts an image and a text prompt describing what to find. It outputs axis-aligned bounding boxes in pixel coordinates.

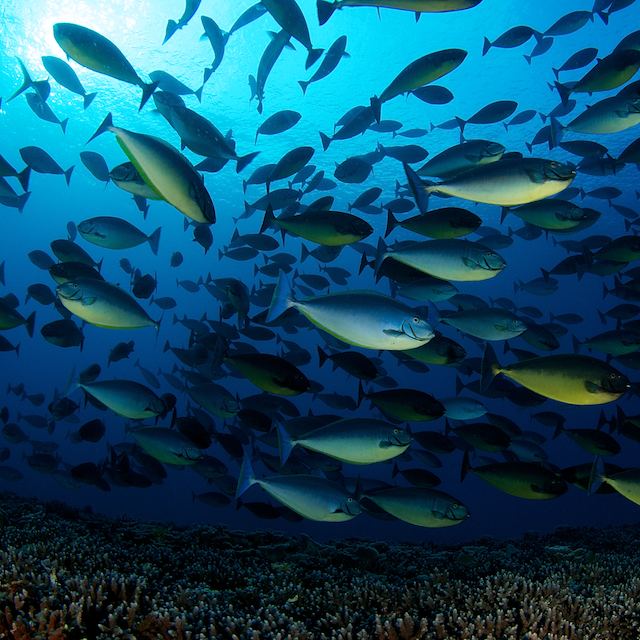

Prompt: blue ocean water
[0,0,639,547]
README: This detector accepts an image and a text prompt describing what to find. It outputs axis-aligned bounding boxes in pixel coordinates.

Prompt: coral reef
[0,491,639,639]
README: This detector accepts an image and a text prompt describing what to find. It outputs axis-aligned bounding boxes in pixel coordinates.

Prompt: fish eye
[413,317,420,323]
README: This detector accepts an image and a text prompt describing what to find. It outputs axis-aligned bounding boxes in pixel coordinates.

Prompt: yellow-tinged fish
[462,450,567,500]
[52,23,158,110]
[589,456,640,504]
[267,272,434,350]
[363,486,469,527]
[376,237,507,282]
[78,379,168,419]
[88,113,215,224]
[481,343,629,405]
[128,426,202,465]
[371,49,467,120]
[57,279,159,331]
[405,159,575,208]
[277,417,412,465]
[236,456,360,522]
[318,0,483,26]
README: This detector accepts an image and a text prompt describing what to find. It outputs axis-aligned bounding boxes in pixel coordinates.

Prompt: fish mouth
[544,162,575,181]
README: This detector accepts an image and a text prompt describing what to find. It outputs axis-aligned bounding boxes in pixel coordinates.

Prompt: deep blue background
[1,0,640,546]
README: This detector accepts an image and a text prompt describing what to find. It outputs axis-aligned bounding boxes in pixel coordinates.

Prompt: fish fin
[266,271,296,323]
[25,311,36,339]
[427,301,441,328]
[64,166,74,186]
[86,112,113,144]
[139,81,160,111]
[554,81,571,108]
[235,455,257,498]
[357,380,366,408]
[277,421,295,466]
[384,210,398,238]
[370,95,381,123]
[588,455,605,495]
[7,58,33,102]
[461,449,472,482]
[236,151,259,174]
[148,227,161,256]
[298,80,309,96]
[83,92,97,109]
[482,37,491,56]
[319,131,331,151]
[524,168,546,184]
[584,381,603,394]
[305,48,324,70]
[17,166,31,192]
[480,343,500,393]
[163,19,179,44]
[374,236,388,278]
[403,162,430,213]
[317,0,337,26]
[17,192,30,214]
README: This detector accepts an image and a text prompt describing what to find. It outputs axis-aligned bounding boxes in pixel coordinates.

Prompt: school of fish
[3,0,640,529]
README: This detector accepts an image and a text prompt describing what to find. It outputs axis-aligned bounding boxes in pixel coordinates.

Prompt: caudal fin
[317,0,337,26]
[236,151,259,173]
[266,271,296,323]
[235,455,258,498]
[83,92,97,110]
[139,80,160,111]
[480,343,500,393]
[148,227,161,256]
[305,48,324,70]
[87,112,113,144]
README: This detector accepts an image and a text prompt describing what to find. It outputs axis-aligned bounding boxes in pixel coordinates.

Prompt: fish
[52,23,158,110]
[40,319,84,350]
[77,216,161,255]
[481,343,630,405]
[431,305,527,341]
[317,0,483,26]
[371,49,467,121]
[261,204,372,246]
[0,298,35,338]
[363,486,470,528]
[483,25,541,56]
[267,272,434,350]
[462,451,567,500]
[88,113,215,224]
[251,30,296,114]
[299,35,349,95]
[358,383,445,421]
[149,70,202,101]
[555,49,640,106]
[236,456,360,522]
[163,0,201,44]
[128,426,201,465]
[25,92,68,134]
[255,111,302,143]
[19,146,74,186]
[57,279,160,331]
[376,237,507,282]
[278,417,411,465]
[262,0,323,69]
[407,158,576,208]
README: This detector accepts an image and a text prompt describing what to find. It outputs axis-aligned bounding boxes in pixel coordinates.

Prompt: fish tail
[266,271,296,323]
[319,131,331,151]
[460,449,473,482]
[455,375,466,396]
[370,95,381,123]
[193,85,204,103]
[87,112,113,144]
[60,118,69,135]
[17,166,31,192]
[317,345,328,368]
[428,302,441,328]
[17,192,30,214]
[587,455,606,494]
[7,58,33,102]
[235,455,257,498]
[300,244,310,263]
[260,203,277,234]
[482,37,491,56]
[384,210,399,238]
[83,92,97,110]
[306,48,324,70]
[24,311,35,339]
[480,343,500,393]
[148,227,162,256]
[163,19,179,45]
[236,151,259,174]
[64,166,74,186]
[357,380,366,408]
[277,422,296,465]
[572,334,581,354]
[374,237,388,278]
[549,116,565,149]
[139,80,160,111]
[317,0,338,26]
[403,163,430,213]
[554,81,571,108]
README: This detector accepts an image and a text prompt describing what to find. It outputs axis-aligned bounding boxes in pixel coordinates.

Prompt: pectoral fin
[525,168,546,184]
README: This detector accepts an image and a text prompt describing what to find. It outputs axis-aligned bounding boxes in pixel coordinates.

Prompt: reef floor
[0,491,639,639]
